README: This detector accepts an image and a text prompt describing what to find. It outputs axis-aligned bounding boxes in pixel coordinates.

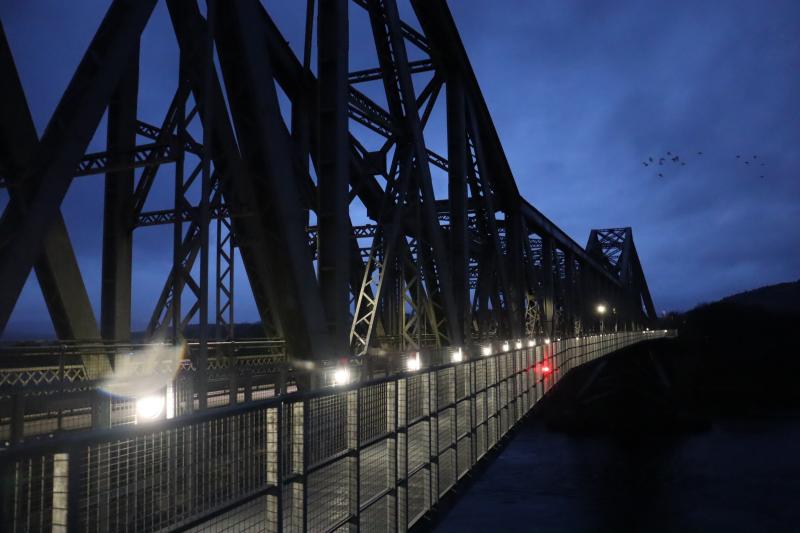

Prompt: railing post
[428,368,437,509]
[469,360,477,465]
[392,378,399,533]
[0,460,15,532]
[348,389,359,530]
[452,362,459,480]
[10,393,24,445]
[301,399,309,533]
[275,403,283,532]
[64,448,80,532]
[494,352,500,445]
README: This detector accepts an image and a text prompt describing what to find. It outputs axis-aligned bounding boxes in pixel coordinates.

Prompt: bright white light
[407,353,421,372]
[136,394,165,422]
[481,345,493,357]
[527,339,536,348]
[166,383,175,419]
[501,341,509,352]
[451,348,463,363]
[333,366,351,386]
[515,340,523,350]
[596,304,607,315]
[544,338,551,345]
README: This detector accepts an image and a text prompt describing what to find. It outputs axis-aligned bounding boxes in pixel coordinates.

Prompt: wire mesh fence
[0,330,672,532]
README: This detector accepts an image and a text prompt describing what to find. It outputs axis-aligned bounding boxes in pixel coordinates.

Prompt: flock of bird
[642,151,766,179]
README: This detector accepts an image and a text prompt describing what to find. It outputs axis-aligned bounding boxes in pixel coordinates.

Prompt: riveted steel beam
[0,0,157,338]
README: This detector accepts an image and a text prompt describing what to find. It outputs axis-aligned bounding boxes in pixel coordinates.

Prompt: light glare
[333,367,351,386]
[136,395,165,421]
[407,353,421,372]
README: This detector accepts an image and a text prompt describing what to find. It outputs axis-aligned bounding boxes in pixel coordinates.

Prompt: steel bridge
[0,0,662,531]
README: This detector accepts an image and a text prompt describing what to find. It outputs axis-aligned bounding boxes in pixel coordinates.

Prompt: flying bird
[642,162,649,166]
[667,151,672,156]
[658,173,663,177]
[672,156,680,162]
[681,162,686,166]
[697,151,703,155]
[649,157,654,163]
[736,155,741,159]
[745,161,750,165]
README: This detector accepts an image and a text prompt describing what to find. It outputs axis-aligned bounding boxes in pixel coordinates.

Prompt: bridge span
[0,0,667,530]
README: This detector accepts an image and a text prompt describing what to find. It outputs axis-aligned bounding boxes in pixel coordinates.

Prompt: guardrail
[0,340,289,443]
[0,330,673,532]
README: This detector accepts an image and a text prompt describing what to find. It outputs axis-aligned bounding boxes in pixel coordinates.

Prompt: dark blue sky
[1,0,798,337]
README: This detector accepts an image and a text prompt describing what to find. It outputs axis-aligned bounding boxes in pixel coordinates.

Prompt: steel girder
[213,0,332,360]
[0,22,100,343]
[0,0,156,342]
[101,46,139,342]
[587,228,657,323]
[317,0,352,353]
[0,0,658,368]
[167,0,289,346]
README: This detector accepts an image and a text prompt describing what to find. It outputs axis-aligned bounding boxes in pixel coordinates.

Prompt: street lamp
[596,304,607,333]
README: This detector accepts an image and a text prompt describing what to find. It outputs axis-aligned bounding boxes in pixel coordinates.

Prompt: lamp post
[596,304,607,333]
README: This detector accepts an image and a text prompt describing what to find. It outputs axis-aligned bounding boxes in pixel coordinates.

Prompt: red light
[542,365,551,373]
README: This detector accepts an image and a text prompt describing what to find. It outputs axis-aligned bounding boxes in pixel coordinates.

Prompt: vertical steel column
[171,80,186,343]
[541,236,555,338]
[317,0,351,353]
[215,216,235,339]
[196,0,217,410]
[317,0,351,354]
[101,43,139,342]
[446,77,469,345]
[564,251,576,336]
[506,212,526,337]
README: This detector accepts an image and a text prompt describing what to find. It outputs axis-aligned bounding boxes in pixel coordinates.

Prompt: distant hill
[719,279,800,315]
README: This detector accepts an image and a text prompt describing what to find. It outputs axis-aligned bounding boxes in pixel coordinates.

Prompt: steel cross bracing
[0,0,658,375]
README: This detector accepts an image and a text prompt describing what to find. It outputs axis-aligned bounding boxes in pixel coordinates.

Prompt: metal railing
[0,340,289,444]
[0,330,673,532]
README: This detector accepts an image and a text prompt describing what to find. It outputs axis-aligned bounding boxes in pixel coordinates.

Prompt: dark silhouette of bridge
[0,1,665,530]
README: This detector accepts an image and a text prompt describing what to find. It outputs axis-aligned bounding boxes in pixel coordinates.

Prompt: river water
[434,412,800,532]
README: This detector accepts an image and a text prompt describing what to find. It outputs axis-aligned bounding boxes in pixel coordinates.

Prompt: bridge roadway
[0,330,672,532]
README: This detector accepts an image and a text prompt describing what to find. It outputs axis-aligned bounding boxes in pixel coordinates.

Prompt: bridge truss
[0,0,657,371]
